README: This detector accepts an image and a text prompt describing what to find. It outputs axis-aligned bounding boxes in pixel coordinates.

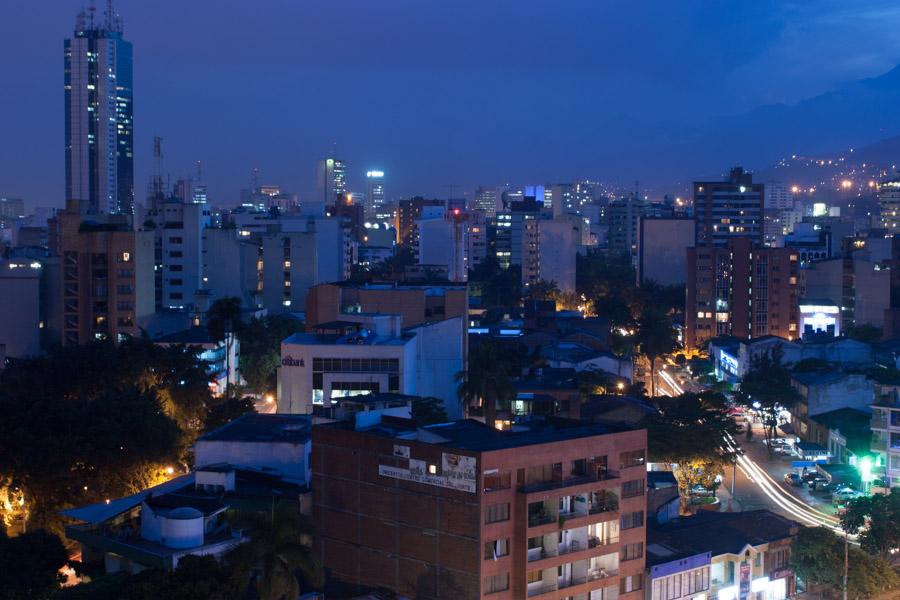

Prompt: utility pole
[843,531,849,600]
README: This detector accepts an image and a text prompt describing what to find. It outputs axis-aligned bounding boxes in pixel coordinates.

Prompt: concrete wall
[0,262,41,358]
[639,218,695,286]
[194,439,311,484]
[538,219,577,293]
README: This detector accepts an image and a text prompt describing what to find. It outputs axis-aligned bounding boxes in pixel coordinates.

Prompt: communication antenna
[87,2,96,29]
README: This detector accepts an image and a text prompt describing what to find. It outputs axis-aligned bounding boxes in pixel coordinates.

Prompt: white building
[277,314,464,417]
[415,207,467,282]
[157,198,210,309]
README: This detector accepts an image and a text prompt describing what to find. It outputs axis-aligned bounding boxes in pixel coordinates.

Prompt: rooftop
[197,413,312,444]
[647,510,798,566]
[153,327,217,345]
[283,331,411,347]
[321,416,639,452]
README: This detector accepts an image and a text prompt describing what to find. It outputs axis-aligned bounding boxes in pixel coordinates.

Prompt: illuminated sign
[367,170,385,178]
[281,356,305,367]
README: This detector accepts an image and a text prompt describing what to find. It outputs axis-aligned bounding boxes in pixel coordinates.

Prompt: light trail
[721,432,849,536]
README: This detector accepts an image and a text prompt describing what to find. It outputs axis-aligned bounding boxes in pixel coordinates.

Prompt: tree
[455,341,518,428]
[840,493,900,560]
[238,315,305,395]
[791,526,900,599]
[844,323,882,344]
[469,255,522,308]
[642,391,739,514]
[0,528,68,600]
[736,345,801,454]
[636,308,678,397]
[0,345,185,535]
[525,279,560,302]
[411,397,450,425]
[204,395,256,432]
[206,296,243,342]
[226,505,321,600]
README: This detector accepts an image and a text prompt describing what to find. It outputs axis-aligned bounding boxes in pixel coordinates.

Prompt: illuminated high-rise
[365,170,385,218]
[64,3,134,215]
[318,158,347,205]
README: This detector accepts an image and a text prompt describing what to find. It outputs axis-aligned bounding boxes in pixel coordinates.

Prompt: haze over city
[6,1,900,209]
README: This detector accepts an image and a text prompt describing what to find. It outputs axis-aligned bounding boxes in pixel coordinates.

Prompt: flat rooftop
[197,413,312,444]
[283,331,411,347]
[321,416,639,452]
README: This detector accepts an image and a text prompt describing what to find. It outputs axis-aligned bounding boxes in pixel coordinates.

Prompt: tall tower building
[65,2,134,215]
[365,170,385,219]
[318,158,347,205]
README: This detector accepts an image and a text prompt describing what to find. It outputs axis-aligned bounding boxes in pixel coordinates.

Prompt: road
[654,365,849,535]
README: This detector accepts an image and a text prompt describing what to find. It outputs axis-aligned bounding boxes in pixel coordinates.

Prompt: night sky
[5,0,900,210]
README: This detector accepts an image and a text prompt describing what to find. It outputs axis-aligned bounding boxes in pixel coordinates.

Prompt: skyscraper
[318,157,347,205]
[64,3,134,215]
[365,170,385,218]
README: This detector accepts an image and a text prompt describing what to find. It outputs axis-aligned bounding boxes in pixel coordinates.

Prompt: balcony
[528,499,558,528]
[528,583,557,597]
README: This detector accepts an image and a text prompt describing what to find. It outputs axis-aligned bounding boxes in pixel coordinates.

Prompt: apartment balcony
[520,471,619,495]
[528,583,558,597]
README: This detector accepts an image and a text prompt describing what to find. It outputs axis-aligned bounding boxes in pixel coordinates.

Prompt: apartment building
[312,414,647,599]
[685,238,799,349]
[49,200,154,345]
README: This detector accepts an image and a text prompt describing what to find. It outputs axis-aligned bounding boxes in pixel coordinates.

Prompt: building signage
[442,453,477,492]
[281,356,305,367]
[378,464,475,493]
[739,561,751,599]
[377,452,477,494]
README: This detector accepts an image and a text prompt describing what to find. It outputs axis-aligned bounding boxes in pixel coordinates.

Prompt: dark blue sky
[4,1,900,209]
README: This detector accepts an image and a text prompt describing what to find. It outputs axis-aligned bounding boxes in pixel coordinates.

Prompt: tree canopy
[238,315,305,395]
[636,308,678,397]
[0,528,68,600]
[840,492,900,560]
[456,340,521,428]
[791,526,900,599]
[735,345,800,453]
[642,391,739,513]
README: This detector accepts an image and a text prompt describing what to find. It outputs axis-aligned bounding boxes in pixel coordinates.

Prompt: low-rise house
[789,372,874,440]
[64,414,312,574]
[647,510,799,600]
[807,408,872,466]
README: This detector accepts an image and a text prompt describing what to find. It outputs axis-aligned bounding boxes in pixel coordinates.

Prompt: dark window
[621,542,643,561]
[169,265,183,272]
[483,471,511,492]
[483,572,509,594]
[169,251,183,258]
[622,479,645,498]
[484,503,509,524]
[483,538,509,560]
[169,237,183,244]
[621,511,644,530]
[620,449,646,469]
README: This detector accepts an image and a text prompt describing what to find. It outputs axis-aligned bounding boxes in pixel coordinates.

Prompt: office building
[467,211,488,269]
[548,183,577,217]
[686,238,799,348]
[694,167,764,247]
[154,327,240,396]
[312,414,647,599]
[260,218,346,313]
[150,194,210,309]
[538,218,577,293]
[638,218,695,286]
[49,200,154,345]
[306,281,468,329]
[473,186,502,217]
[277,314,464,416]
[608,195,645,261]
[765,182,794,211]
[802,256,889,329]
[879,176,900,232]
[65,4,134,214]
[366,171,386,218]
[202,228,262,308]
[319,157,347,205]
[0,197,25,229]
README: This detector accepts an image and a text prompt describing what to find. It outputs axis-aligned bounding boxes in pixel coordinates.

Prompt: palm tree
[455,341,517,429]
[636,308,678,397]
[226,504,321,600]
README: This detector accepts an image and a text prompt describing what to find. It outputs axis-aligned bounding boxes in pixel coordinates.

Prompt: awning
[778,422,795,434]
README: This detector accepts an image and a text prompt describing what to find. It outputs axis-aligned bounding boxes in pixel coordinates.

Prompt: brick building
[48,199,154,345]
[685,238,799,349]
[313,415,647,599]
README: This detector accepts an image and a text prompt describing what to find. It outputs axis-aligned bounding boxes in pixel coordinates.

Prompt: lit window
[697,311,705,319]
[428,464,438,475]
[789,323,797,332]
[121,252,131,262]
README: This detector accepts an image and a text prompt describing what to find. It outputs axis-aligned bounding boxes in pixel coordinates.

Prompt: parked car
[773,445,793,456]
[807,476,829,490]
[783,473,802,486]
[764,438,790,447]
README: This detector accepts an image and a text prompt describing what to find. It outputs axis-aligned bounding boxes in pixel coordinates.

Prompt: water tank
[159,507,204,549]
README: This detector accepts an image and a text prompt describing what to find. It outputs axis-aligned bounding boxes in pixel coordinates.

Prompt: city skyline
[6,1,900,210]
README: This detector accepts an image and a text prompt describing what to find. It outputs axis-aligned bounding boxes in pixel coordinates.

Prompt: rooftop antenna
[87,1,96,29]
